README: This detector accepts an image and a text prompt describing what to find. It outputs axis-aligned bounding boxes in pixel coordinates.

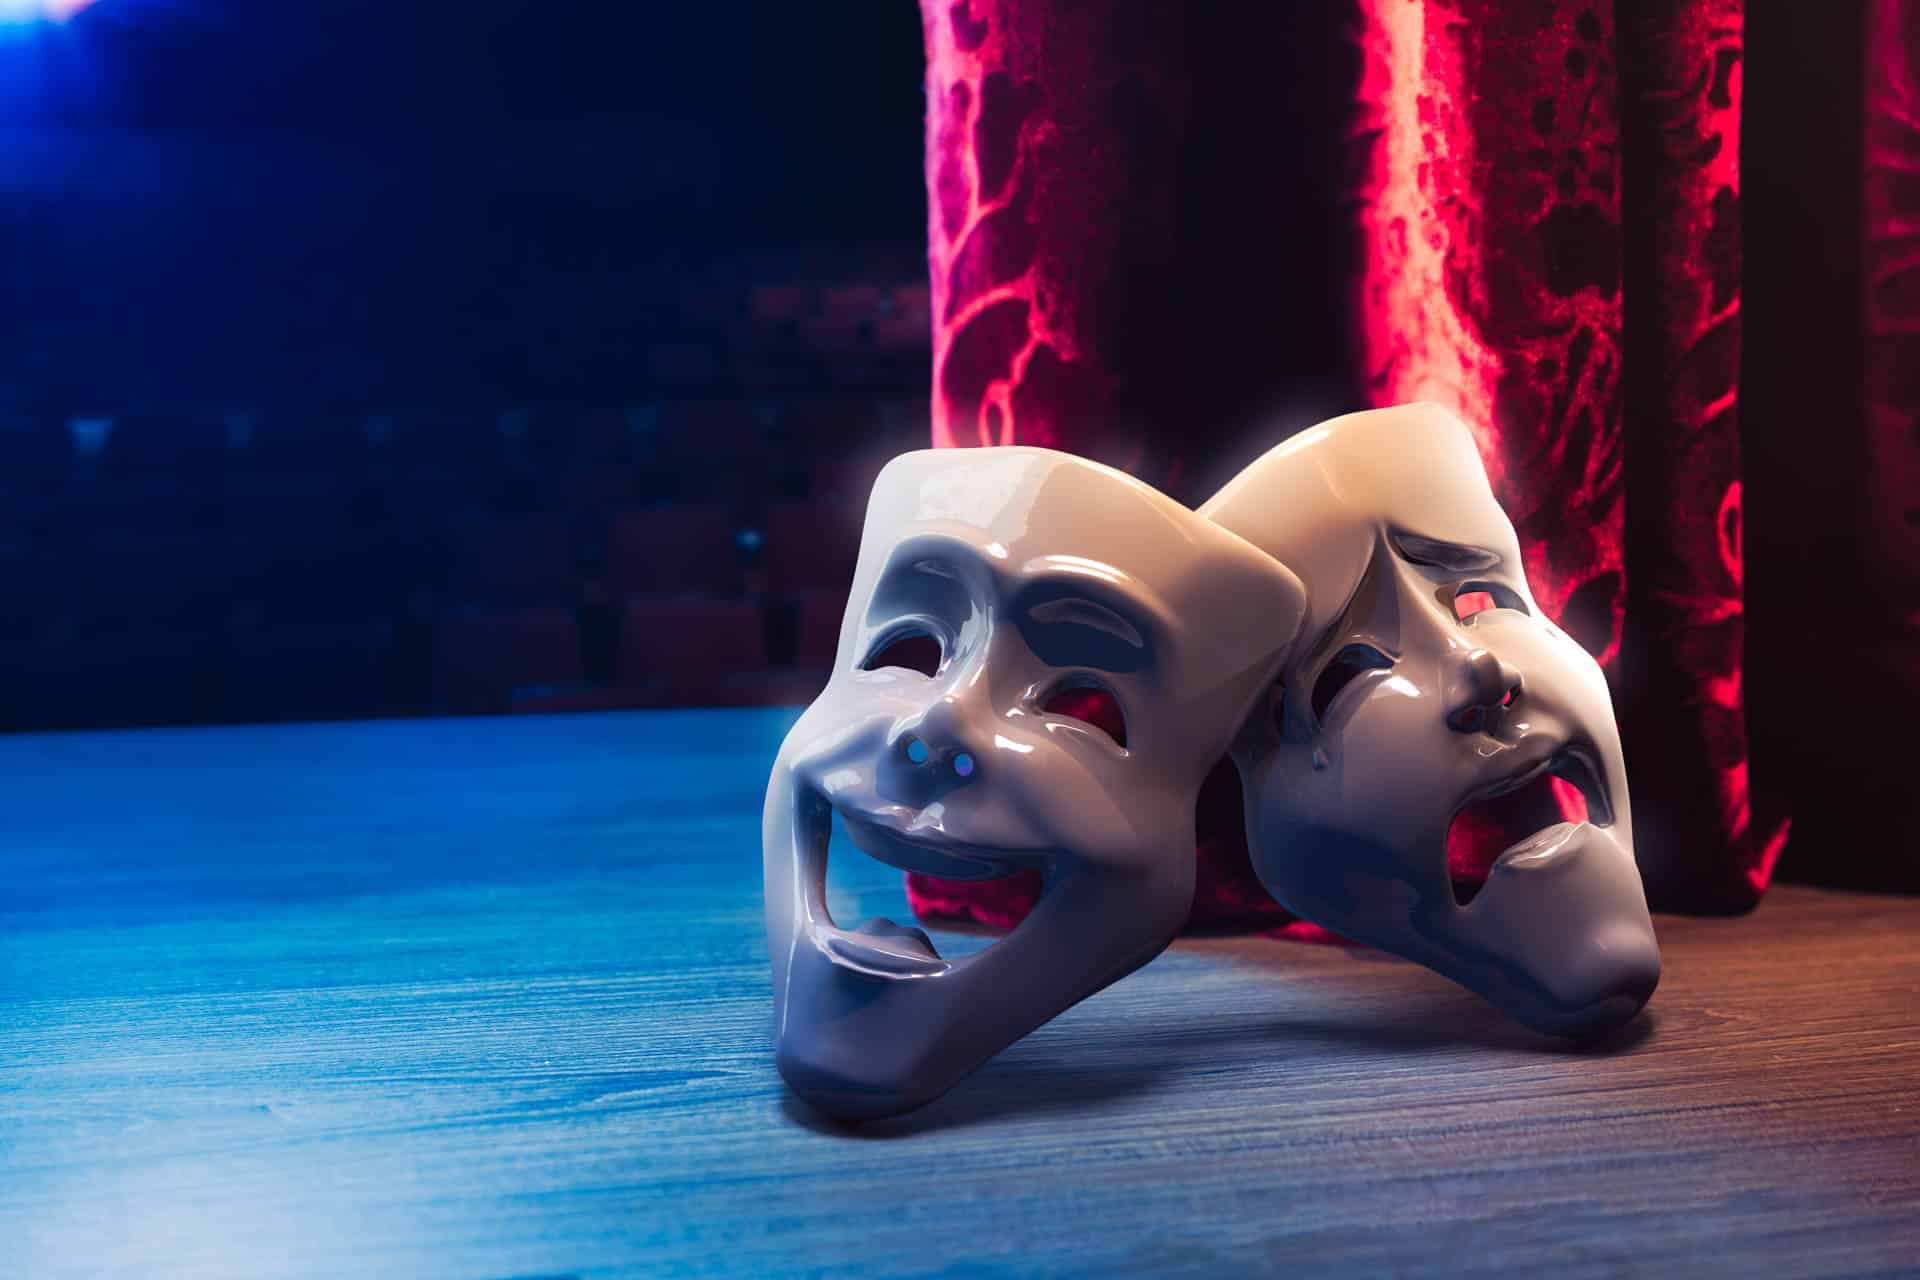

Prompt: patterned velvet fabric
[918,0,1188,488]
[1863,0,1920,720]
[1347,0,1634,898]
[1759,0,1920,889]
[908,0,1915,932]
[1614,1,1789,908]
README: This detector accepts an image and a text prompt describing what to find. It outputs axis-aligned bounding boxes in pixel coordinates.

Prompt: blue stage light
[0,0,98,23]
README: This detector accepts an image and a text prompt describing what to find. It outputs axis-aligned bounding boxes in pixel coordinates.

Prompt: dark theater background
[0,0,939,728]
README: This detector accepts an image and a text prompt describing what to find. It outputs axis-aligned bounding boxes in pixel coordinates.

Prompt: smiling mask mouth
[792,785,1041,981]
[1446,747,1612,905]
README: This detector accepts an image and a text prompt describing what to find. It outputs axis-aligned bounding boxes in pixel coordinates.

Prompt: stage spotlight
[0,0,98,23]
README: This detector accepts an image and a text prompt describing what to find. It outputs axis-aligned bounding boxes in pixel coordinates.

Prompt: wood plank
[2,709,1917,1277]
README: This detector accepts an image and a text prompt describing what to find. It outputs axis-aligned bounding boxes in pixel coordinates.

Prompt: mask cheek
[1503,614,1611,705]
[1240,748,1331,874]
[1318,687,1450,814]
[1471,627,1630,815]
[1242,690,1466,928]
[956,735,1113,857]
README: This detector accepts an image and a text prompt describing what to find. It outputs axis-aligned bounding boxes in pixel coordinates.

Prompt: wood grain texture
[3,708,1917,1278]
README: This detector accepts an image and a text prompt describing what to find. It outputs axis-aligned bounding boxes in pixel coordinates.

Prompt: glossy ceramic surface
[1202,402,1661,1037]
[765,447,1308,1120]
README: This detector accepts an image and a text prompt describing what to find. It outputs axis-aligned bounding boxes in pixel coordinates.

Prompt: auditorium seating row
[0,496,862,612]
[432,590,849,715]
[0,590,852,729]
[0,392,919,730]
[0,397,914,492]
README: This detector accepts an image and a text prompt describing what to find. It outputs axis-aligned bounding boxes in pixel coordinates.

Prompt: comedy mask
[1202,403,1660,1037]
[766,447,1307,1119]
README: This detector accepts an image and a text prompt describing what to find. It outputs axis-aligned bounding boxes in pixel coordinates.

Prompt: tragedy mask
[765,447,1307,1119]
[1202,403,1660,1036]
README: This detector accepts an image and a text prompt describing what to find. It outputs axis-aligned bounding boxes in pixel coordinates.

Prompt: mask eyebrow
[869,532,1001,593]
[1010,574,1162,674]
[1027,597,1146,650]
[1388,529,1503,573]
[863,534,989,630]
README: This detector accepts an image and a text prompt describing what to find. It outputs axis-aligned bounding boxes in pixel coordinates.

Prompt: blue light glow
[0,0,97,23]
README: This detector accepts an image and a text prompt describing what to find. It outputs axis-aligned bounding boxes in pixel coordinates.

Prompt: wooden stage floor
[4,708,1917,1278]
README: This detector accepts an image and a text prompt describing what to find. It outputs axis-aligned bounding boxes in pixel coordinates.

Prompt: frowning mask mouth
[793,786,1046,982]
[1446,744,1614,901]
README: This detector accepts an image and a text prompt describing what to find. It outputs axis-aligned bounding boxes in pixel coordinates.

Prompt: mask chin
[766,759,1192,1121]
[1439,820,1661,1037]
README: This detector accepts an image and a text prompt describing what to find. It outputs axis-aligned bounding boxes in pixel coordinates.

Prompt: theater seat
[763,499,861,594]
[657,401,766,461]
[616,596,766,702]
[607,506,741,596]
[432,606,584,715]
[790,589,849,670]
[444,515,584,607]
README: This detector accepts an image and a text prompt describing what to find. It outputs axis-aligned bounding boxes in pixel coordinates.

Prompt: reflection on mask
[765,447,1307,1120]
[1202,403,1661,1037]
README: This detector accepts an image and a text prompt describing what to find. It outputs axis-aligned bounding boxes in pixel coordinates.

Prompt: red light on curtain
[1352,0,1629,892]
[912,0,1301,933]
[910,0,1799,931]
[918,0,1190,488]
[1865,0,1920,606]
[1352,0,1783,908]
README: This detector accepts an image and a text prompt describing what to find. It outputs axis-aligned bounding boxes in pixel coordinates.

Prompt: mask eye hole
[1310,643,1393,722]
[862,629,943,677]
[1040,679,1128,749]
[1454,581,1529,622]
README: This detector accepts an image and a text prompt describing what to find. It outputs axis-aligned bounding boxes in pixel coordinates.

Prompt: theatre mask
[765,447,1307,1119]
[1201,403,1659,1037]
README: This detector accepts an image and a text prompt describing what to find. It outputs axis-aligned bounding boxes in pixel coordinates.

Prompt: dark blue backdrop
[0,1,933,731]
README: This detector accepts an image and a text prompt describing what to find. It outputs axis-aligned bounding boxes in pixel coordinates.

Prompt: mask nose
[877,704,982,805]
[1445,647,1523,735]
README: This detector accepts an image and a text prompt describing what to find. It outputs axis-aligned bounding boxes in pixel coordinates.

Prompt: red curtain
[920,0,1189,487]
[909,0,1300,931]
[1865,0,1920,617]
[909,1,1917,931]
